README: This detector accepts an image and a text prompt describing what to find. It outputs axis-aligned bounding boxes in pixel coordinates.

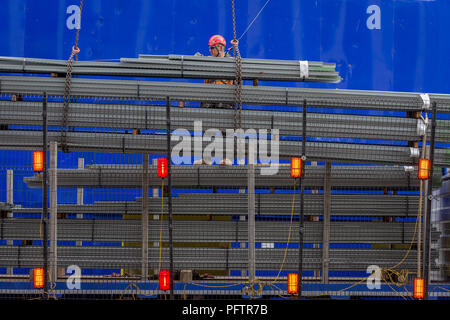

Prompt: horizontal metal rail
[2,99,446,143]
[23,164,421,189]
[0,130,426,165]
[1,75,448,112]
[0,219,433,243]
[0,246,430,271]
[11,193,421,216]
[0,280,449,298]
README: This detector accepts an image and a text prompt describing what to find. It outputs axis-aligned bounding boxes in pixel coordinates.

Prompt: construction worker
[201,35,234,109]
[193,35,233,166]
[207,34,230,59]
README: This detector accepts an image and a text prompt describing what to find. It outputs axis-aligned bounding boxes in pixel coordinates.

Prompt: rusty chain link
[231,0,242,132]
[61,0,84,153]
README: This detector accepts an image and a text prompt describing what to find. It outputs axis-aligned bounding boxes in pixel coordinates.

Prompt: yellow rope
[182,179,299,299]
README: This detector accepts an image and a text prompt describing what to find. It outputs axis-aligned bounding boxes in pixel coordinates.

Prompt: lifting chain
[231,0,242,132]
[61,0,84,153]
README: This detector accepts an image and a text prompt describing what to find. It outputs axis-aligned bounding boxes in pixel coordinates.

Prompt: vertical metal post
[422,146,430,278]
[152,158,160,276]
[322,162,331,283]
[248,164,256,282]
[298,178,304,297]
[239,204,246,277]
[403,172,411,244]
[6,169,13,275]
[298,100,307,298]
[424,102,437,299]
[166,97,174,299]
[141,153,149,281]
[42,92,49,296]
[76,158,84,215]
[310,161,321,279]
[76,158,84,247]
[239,151,246,278]
[418,178,423,278]
[6,170,13,206]
[49,141,58,283]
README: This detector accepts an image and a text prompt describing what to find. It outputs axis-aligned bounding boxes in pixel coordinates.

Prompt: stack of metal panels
[12,193,420,217]
[23,164,420,189]
[3,99,445,143]
[0,245,428,271]
[0,54,342,83]
[2,75,448,112]
[0,129,426,165]
[0,219,423,243]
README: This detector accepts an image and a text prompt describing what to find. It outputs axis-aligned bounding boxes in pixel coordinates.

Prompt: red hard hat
[208,35,226,47]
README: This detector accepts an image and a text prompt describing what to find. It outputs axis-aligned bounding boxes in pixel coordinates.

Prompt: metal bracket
[420,93,430,110]
[299,61,309,80]
[416,118,428,136]
[409,147,420,158]
[403,166,414,172]
[180,55,184,78]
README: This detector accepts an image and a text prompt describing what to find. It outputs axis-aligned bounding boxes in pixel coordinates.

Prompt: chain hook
[72,46,80,55]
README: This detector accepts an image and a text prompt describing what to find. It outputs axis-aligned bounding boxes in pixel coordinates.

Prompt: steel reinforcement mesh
[0,91,448,300]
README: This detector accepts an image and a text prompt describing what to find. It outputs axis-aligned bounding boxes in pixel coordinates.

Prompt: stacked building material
[0,54,342,83]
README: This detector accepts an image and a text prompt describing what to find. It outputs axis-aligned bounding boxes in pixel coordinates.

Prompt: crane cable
[238,0,271,44]
[226,0,271,52]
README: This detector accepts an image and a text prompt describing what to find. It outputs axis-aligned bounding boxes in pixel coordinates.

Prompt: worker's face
[209,45,225,57]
